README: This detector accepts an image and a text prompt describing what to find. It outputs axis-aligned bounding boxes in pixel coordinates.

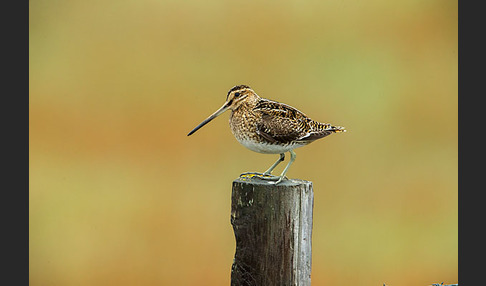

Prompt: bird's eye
[234,92,240,97]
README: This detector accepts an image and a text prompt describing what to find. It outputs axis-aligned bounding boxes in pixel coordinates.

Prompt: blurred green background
[29,0,457,285]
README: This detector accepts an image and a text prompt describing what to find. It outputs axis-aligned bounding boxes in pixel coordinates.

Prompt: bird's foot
[272,176,288,185]
[240,172,288,184]
[239,172,279,180]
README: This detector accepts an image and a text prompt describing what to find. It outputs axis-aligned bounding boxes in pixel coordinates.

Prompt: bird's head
[224,84,256,110]
[187,84,258,136]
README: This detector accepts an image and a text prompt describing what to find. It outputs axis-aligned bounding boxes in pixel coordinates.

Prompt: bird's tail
[318,122,346,133]
[329,125,346,133]
[300,122,346,142]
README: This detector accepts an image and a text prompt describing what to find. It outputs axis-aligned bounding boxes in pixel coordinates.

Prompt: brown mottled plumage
[188,85,346,184]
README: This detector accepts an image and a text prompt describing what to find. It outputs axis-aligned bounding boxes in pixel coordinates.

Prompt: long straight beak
[187,102,231,136]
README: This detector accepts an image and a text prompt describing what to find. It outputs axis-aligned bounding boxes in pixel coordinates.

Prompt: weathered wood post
[230,176,314,286]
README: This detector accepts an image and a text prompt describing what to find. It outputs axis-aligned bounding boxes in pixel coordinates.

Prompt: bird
[187,85,346,184]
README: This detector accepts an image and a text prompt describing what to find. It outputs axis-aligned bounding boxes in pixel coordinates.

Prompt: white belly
[237,139,305,154]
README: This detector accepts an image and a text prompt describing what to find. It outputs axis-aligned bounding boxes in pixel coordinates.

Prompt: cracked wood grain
[230,177,314,286]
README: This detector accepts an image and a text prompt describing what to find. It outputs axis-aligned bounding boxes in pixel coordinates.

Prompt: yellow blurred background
[29,0,457,285]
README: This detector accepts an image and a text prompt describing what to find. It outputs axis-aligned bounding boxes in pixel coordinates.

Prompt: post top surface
[233,175,312,187]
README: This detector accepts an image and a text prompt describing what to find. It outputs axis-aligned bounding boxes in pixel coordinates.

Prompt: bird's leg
[240,153,285,179]
[251,151,296,184]
[273,150,296,185]
[263,153,285,176]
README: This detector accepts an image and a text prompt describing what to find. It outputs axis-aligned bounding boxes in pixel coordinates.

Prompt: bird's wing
[253,99,345,144]
[253,100,309,144]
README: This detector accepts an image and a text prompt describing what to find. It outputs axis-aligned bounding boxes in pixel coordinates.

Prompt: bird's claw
[240,172,278,179]
[240,172,289,184]
[272,176,289,185]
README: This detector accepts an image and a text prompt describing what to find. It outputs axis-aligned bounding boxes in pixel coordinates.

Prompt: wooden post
[230,177,314,286]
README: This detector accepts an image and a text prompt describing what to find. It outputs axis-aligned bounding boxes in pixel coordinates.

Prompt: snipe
[187,85,346,184]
